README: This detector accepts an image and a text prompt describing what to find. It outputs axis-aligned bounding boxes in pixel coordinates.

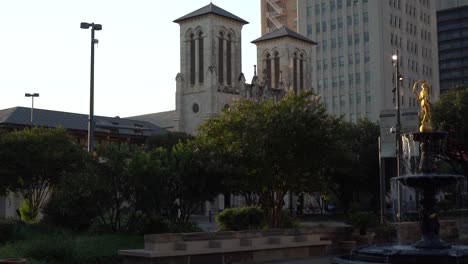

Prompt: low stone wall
[119,229,332,264]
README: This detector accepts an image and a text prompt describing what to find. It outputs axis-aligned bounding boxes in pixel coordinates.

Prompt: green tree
[129,142,222,231]
[432,86,468,176]
[324,119,380,213]
[197,91,338,228]
[0,127,82,221]
[145,131,193,151]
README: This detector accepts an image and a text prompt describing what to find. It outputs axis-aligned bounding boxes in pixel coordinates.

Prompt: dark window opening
[274,52,280,88]
[190,34,195,85]
[198,32,204,83]
[266,53,272,88]
[218,32,224,84]
[227,34,232,85]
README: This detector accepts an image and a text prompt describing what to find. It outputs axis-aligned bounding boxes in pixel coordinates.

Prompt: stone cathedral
[133,3,316,137]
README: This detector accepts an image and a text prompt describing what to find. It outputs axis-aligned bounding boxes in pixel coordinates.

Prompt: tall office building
[437,2,468,93]
[294,0,440,122]
[261,0,298,34]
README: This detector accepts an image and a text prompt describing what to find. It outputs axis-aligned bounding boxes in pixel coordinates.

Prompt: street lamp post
[80,22,102,153]
[25,93,39,125]
[392,50,403,220]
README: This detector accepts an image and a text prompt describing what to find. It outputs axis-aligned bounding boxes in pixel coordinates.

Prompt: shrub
[0,219,16,244]
[216,206,265,231]
[347,211,378,235]
[280,211,301,229]
[41,171,99,231]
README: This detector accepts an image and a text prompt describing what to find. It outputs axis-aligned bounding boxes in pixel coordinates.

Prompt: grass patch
[0,224,143,264]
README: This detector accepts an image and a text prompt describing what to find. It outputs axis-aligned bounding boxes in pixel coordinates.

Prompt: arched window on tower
[266,53,272,88]
[198,31,204,83]
[227,34,232,85]
[293,52,298,93]
[218,32,224,84]
[190,33,195,85]
[300,53,305,90]
[274,52,280,88]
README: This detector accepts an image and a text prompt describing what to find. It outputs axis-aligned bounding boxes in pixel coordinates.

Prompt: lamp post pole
[81,22,102,153]
[392,50,402,221]
[25,93,39,126]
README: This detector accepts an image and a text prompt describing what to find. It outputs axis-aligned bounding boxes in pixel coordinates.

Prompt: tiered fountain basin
[333,130,468,264]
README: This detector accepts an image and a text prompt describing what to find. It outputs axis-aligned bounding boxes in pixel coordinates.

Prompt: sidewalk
[262,256,335,264]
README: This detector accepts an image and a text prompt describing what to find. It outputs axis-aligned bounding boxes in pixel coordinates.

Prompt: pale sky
[0,0,260,117]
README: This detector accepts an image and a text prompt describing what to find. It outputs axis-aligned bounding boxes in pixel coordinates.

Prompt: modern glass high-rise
[260,0,440,123]
[437,4,468,93]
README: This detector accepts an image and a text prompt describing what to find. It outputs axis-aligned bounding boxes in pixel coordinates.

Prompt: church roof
[0,106,167,137]
[251,27,317,45]
[173,3,249,24]
[128,110,177,131]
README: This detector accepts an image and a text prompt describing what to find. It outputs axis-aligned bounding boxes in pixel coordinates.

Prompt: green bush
[216,206,265,231]
[0,219,16,244]
[41,171,99,231]
[280,211,300,229]
[347,211,378,235]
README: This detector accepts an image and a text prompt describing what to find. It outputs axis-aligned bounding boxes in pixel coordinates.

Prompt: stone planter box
[120,229,332,264]
[0,259,27,264]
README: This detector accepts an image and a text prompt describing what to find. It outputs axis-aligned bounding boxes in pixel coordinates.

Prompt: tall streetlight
[25,93,39,125]
[80,22,102,153]
[392,50,404,220]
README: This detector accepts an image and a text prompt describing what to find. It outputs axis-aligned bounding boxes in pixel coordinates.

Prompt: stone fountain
[333,80,468,264]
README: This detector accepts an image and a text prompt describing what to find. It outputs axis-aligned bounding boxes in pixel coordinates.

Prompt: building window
[332,76,338,87]
[316,22,321,33]
[364,32,369,42]
[354,14,360,25]
[355,53,361,64]
[300,54,304,90]
[266,53,272,88]
[339,56,344,67]
[331,19,337,30]
[348,54,353,65]
[340,95,346,106]
[322,21,327,32]
[365,71,370,83]
[364,50,370,63]
[322,39,328,51]
[293,53,298,92]
[356,93,361,104]
[332,38,337,49]
[354,33,360,44]
[323,59,328,69]
[307,25,312,35]
[349,73,354,85]
[338,36,343,48]
[192,103,200,113]
[324,78,329,88]
[347,15,352,26]
[274,52,280,88]
[348,35,353,46]
[226,34,232,85]
[198,32,204,83]
[218,32,224,84]
[332,57,338,68]
[307,6,312,16]
[338,17,343,29]
[339,75,345,87]
[337,0,343,9]
[355,72,362,85]
[363,12,368,23]
[190,34,196,85]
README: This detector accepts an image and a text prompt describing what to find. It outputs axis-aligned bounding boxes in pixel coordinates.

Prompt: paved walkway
[262,256,334,264]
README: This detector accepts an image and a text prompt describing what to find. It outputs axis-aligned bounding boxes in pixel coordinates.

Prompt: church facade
[132,3,316,136]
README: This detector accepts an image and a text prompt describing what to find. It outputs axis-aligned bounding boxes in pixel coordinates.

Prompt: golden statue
[412,80,432,132]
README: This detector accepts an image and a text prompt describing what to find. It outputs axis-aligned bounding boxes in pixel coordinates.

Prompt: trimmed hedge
[216,206,265,231]
[0,219,16,244]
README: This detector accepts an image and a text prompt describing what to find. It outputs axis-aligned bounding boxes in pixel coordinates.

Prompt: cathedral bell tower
[251,27,316,94]
[173,4,248,135]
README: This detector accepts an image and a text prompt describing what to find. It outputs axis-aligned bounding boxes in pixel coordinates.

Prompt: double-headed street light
[80,22,102,153]
[25,93,39,125]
